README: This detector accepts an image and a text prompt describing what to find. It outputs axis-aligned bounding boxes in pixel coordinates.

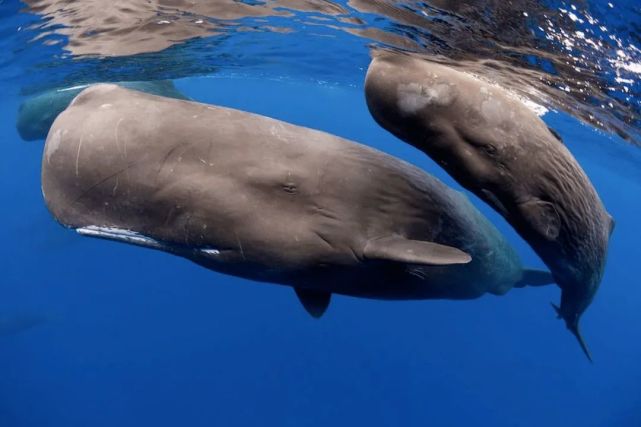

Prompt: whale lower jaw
[75,226,222,258]
[76,226,169,251]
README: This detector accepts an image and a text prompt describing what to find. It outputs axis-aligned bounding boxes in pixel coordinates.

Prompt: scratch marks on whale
[114,118,124,155]
[75,132,85,177]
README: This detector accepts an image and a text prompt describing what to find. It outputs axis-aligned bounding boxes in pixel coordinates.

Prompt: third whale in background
[365,51,614,361]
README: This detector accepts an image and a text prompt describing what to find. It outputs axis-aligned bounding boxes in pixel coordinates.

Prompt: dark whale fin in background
[481,189,509,217]
[295,288,331,318]
[515,269,556,288]
[551,303,594,363]
[547,126,564,144]
[363,236,472,266]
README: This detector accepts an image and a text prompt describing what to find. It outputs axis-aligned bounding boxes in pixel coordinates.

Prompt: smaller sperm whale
[364,51,614,361]
[42,84,553,323]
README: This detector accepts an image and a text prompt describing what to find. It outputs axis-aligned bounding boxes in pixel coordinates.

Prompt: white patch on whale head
[397,82,455,115]
[479,86,511,126]
[480,96,504,124]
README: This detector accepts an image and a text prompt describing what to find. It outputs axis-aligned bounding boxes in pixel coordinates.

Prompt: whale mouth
[75,226,222,258]
[76,226,169,251]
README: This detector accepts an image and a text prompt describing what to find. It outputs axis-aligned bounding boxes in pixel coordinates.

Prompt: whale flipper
[295,288,331,318]
[516,269,556,288]
[547,126,564,143]
[363,236,471,266]
[519,199,561,241]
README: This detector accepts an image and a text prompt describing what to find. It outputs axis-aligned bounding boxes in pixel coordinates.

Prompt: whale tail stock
[551,303,593,363]
[515,269,555,288]
[515,271,593,362]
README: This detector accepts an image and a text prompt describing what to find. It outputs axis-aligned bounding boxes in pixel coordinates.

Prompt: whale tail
[551,303,593,363]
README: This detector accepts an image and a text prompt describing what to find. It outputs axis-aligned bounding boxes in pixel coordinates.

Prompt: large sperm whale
[364,51,614,360]
[17,80,188,141]
[41,84,552,321]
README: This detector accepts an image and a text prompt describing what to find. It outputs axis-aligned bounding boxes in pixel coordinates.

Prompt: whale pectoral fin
[363,236,472,266]
[294,288,331,318]
[519,199,561,241]
[515,269,556,288]
[608,214,615,237]
[547,126,564,144]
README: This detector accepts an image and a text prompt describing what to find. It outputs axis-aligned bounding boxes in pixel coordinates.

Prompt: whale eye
[461,134,497,158]
[282,182,297,194]
[482,144,497,157]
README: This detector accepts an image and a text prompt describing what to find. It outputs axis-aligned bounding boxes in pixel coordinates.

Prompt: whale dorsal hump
[294,288,331,318]
[363,236,471,266]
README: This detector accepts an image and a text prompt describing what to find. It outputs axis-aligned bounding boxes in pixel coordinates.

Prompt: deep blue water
[2,1,641,426]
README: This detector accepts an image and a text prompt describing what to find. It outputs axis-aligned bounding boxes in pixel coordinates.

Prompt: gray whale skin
[42,84,553,320]
[365,51,614,361]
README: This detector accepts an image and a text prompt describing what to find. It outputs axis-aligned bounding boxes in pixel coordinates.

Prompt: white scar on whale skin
[114,118,124,154]
[57,84,90,93]
[75,133,84,177]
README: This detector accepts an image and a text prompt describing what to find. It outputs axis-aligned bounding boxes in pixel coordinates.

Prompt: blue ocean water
[1,1,641,426]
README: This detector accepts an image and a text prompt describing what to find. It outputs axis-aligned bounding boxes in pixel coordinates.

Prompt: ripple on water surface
[4,0,638,144]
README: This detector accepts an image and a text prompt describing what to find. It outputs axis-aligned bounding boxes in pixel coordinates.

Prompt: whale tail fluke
[571,324,594,363]
[551,302,593,363]
[515,269,555,288]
